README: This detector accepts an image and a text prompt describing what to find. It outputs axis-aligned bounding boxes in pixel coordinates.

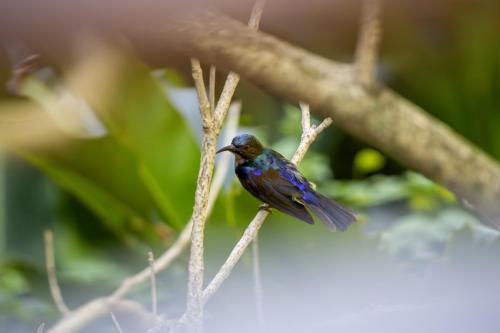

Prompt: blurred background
[0,0,500,332]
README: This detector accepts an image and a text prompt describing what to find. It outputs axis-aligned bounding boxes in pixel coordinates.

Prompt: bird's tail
[303,193,356,231]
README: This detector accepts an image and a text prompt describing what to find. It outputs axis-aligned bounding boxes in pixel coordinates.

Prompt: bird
[217,134,356,231]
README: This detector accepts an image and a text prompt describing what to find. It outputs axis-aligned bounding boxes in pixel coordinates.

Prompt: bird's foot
[258,204,272,213]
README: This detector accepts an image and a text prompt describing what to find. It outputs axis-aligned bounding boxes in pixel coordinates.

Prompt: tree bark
[160,11,500,228]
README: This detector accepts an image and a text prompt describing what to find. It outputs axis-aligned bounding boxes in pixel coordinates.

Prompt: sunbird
[217,134,356,231]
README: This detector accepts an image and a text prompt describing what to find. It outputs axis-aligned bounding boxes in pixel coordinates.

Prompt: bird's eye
[242,145,250,150]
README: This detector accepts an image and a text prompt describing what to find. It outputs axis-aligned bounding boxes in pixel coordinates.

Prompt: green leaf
[20,151,142,231]
[5,44,199,234]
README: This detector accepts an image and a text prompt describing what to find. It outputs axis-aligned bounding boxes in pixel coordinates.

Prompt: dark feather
[233,144,356,231]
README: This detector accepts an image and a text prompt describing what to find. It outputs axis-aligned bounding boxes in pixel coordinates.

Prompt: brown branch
[209,65,216,112]
[44,230,71,316]
[202,103,332,303]
[355,0,382,88]
[6,0,500,228]
[190,58,212,130]
[164,11,500,228]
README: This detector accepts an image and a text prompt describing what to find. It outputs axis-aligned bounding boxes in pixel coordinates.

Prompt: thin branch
[110,312,124,333]
[148,252,157,316]
[202,103,331,303]
[44,230,71,316]
[354,0,382,88]
[252,236,265,333]
[47,105,241,333]
[209,65,216,112]
[299,101,311,131]
[48,299,155,333]
[248,0,266,29]
[190,58,212,130]
[208,102,241,212]
[202,209,269,302]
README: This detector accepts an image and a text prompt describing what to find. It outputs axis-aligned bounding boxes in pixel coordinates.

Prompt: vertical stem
[252,235,265,332]
[44,230,71,316]
[209,66,216,112]
[148,252,157,316]
[186,131,217,330]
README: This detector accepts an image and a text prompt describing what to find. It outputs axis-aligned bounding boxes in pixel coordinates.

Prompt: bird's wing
[241,166,315,225]
[269,151,317,199]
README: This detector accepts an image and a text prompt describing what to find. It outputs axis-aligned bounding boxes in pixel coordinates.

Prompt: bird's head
[216,134,264,160]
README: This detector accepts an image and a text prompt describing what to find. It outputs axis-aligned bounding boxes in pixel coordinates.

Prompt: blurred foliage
[324,172,455,209]
[10,46,200,237]
[1,1,500,328]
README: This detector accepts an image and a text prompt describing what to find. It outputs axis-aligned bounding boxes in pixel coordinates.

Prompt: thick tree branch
[165,11,500,228]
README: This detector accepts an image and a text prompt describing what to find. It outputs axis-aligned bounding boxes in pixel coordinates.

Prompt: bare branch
[48,299,155,333]
[208,102,241,212]
[110,312,124,333]
[148,252,157,316]
[202,103,331,303]
[202,209,269,302]
[44,230,71,316]
[47,104,241,333]
[354,0,382,88]
[190,58,212,130]
[299,101,311,132]
[209,65,216,112]
[248,0,266,29]
[213,73,240,132]
[252,236,265,332]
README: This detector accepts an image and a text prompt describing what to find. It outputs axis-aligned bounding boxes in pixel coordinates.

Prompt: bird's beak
[216,144,236,154]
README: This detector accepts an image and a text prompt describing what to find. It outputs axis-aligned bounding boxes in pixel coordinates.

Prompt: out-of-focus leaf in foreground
[0,42,199,236]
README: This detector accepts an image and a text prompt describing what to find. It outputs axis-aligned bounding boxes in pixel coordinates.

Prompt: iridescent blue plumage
[217,134,356,231]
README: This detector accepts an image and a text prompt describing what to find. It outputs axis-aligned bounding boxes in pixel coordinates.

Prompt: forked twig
[202,103,332,303]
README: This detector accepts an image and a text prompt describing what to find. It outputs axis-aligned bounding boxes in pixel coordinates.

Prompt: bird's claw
[258,204,272,213]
